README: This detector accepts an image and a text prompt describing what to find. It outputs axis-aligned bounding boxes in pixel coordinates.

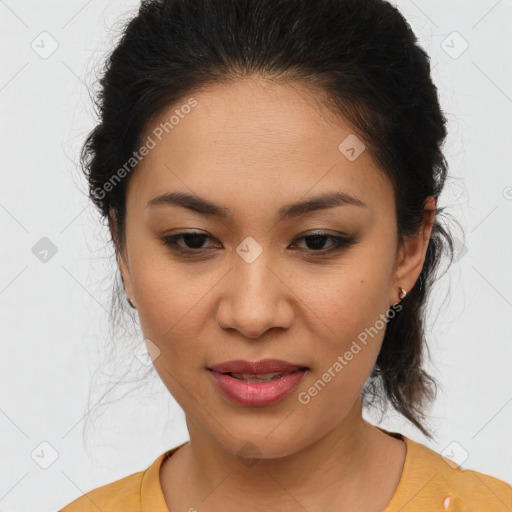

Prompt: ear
[108,211,136,307]
[390,196,436,306]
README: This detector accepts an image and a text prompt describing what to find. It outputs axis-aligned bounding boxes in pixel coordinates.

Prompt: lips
[208,358,309,375]
[207,360,309,406]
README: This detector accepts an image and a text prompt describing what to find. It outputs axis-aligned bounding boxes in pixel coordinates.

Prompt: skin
[111,77,435,512]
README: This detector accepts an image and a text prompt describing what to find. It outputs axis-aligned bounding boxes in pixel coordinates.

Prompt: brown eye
[162,231,220,253]
[291,232,356,254]
[161,230,357,257]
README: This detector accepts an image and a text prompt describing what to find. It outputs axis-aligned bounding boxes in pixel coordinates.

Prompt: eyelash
[161,231,356,256]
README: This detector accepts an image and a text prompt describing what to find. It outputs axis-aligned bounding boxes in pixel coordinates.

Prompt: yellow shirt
[59,430,512,512]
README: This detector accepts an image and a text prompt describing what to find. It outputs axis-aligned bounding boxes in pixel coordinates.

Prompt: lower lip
[208,369,307,406]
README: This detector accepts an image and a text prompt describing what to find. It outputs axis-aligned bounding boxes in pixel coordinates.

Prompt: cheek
[301,262,391,341]
[294,263,390,392]
[131,264,215,404]
[296,278,386,424]
[134,266,213,342]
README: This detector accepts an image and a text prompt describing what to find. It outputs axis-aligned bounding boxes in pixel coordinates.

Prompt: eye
[290,231,357,254]
[162,230,356,256]
[162,231,219,253]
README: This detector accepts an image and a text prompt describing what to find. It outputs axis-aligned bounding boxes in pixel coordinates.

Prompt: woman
[59,0,512,510]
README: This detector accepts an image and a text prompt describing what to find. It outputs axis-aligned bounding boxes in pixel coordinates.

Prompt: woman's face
[115,78,432,459]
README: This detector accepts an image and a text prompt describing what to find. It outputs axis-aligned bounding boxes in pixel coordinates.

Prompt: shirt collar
[140,430,410,512]
[141,441,189,512]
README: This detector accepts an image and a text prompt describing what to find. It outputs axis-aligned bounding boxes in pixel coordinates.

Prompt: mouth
[206,362,309,406]
[207,358,309,375]
[215,368,309,382]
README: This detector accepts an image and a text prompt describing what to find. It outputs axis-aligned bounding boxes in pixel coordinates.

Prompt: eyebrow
[146,191,367,220]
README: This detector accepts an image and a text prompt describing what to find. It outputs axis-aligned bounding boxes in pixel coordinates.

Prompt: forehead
[126,78,394,215]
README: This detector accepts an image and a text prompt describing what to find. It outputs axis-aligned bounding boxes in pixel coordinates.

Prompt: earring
[398,287,407,300]
[127,297,136,309]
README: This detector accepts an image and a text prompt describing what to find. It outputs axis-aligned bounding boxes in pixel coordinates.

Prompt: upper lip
[208,359,308,374]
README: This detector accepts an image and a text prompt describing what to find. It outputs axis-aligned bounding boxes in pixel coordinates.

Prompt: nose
[215,253,295,339]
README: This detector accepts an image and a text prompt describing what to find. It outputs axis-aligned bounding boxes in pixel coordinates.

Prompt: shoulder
[58,443,186,512]
[394,436,512,511]
[57,447,174,512]
[58,469,145,512]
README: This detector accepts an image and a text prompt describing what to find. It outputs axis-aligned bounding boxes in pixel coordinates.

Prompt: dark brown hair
[82,0,456,439]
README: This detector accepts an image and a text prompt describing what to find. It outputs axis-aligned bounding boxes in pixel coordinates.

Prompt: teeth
[229,372,286,381]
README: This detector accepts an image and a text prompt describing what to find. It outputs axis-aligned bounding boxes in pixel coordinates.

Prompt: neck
[176,397,394,512]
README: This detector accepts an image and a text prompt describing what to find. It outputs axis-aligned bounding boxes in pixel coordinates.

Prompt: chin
[209,421,318,462]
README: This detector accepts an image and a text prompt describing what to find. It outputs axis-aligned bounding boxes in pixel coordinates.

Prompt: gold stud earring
[398,287,407,300]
